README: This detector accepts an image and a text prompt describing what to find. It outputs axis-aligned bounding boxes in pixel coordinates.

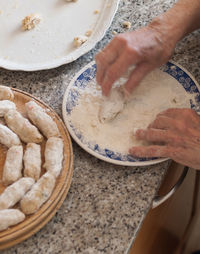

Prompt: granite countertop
[1,0,200,253]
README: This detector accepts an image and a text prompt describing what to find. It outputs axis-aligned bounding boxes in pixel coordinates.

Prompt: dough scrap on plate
[22,14,41,31]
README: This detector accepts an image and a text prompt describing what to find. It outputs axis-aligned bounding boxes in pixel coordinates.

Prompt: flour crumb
[122,21,131,29]
[112,30,118,35]
[73,35,88,47]
[94,10,99,14]
[22,14,41,31]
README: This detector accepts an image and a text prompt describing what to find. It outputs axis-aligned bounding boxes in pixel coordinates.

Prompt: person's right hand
[95,22,176,96]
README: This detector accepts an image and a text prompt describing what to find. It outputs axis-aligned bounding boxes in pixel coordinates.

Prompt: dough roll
[0,177,35,209]
[2,145,23,185]
[44,137,64,177]
[20,172,56,215]
[24,143,41,181]
[0,124,21,148]
[25,101,60,138]
[5,109,43,143]
[0,209,25,231]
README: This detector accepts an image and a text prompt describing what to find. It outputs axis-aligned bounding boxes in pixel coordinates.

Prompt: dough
[22,14,41,31]
[24,143,41,181]
[44,137,64,177]
[5,109,43,144]
[0,177,35,209]
[73,36,88,47]
[25,101,60,138]
[2,145,23,185]
[99,87,125,123]
[0,100,16,117]
[20,172,56,215]
[0,209,25,231]
[0,85,14,100]
[0,124,21,148]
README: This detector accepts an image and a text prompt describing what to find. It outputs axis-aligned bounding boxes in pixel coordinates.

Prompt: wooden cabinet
[129,162,196,254]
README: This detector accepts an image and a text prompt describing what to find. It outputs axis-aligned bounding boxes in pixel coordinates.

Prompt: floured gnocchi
[0,177,35,209]
[0,124,21,148]
[0,86,14,101]
[5,109,43,144]
[44,137,64,177]
[20,172,56,215]
[0,100,16,117]
[25,101,60,138]
[0,209,25,231]
[24,143,41,181]
[2,145,23,185]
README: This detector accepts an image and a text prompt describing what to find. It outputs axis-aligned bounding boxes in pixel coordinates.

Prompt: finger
[158,108,186,118]
[95,37,124,85]
[158,108,200,125]
[96,51,117,86]
[129,145,171,158]
[101,51,138,96]
[135,128,184,146]
[148,115,186,132]
[124,63,153,94]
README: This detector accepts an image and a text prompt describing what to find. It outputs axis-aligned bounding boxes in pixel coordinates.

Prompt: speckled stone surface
[0,0,200,253]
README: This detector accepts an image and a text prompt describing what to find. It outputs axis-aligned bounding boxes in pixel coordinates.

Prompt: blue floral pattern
[65,62,200,164]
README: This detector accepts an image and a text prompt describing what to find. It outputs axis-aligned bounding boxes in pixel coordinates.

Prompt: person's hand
[129,108,200,169]
[95,24,175,96]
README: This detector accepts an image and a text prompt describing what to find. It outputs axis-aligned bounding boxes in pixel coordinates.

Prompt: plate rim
[0,0,119,71]
[63,60,199,166]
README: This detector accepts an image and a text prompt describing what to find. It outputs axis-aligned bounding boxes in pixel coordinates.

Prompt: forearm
[149,0,200,49]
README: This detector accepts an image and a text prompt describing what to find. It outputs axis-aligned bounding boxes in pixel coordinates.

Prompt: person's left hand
[129,108,200,169]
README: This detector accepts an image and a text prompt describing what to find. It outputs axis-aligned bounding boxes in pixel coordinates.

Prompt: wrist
[149,0,200,47]
[147,17,178,61]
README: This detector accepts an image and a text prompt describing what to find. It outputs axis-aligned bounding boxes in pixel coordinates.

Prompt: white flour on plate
[69,69,195,154]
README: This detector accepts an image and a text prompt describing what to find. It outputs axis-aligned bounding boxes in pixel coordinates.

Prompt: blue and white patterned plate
[62,61,200,166]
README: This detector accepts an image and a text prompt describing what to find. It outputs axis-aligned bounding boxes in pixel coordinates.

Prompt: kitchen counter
[1,0,200,253]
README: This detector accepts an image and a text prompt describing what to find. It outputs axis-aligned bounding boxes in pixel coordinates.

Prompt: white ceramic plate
[0,0,119,71]
[62,61,200,166]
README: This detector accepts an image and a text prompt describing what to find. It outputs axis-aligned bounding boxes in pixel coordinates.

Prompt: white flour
[69,69,194,154]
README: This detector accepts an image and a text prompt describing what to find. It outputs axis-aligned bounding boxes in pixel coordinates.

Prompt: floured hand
[129,108,200,169]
